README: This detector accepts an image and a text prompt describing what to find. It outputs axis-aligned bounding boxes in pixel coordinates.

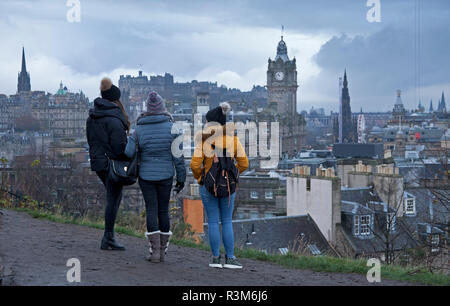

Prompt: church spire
[343,69,348,88]
[17,47,31,93]
[21,47,27,73]
[429,100,433,113]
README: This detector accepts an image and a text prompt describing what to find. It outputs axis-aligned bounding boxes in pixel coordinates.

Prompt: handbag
[107,132,140,186]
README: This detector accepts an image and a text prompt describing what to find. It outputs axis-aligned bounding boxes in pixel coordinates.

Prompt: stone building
[30,82,89,138]
[233,172,286,219]
[0,49,90,139]
[263,35,306,156]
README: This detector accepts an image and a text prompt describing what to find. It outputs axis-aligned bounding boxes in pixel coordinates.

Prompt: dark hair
[114,99,130,132]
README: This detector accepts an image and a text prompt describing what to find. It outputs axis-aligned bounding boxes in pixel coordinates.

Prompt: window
[431,234,440,253]
[404,198,416,215]
[360,215,371,236]
[265,191,273,199]
[353,215,360,236]
[250,191,259,199]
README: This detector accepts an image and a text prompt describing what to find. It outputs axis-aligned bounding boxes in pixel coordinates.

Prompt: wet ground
[0,210,413,286]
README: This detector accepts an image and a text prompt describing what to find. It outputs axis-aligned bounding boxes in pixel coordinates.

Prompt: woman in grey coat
[125,91,186,263]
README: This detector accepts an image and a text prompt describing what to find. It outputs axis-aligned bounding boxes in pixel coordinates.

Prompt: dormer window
[404,198,416,215]
[354,215,371,236]
[360,215,371,235]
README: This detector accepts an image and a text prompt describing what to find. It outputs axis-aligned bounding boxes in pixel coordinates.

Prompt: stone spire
[339,69,354,143]
[21,47,27,73]
[17,47,31,93]
[439,91,446,112]
[343,69,348,88]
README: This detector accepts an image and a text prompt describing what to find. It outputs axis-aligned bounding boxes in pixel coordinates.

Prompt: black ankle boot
[101,232,125,250]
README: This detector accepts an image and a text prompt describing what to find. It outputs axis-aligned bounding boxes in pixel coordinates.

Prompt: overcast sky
[0,0,448,113]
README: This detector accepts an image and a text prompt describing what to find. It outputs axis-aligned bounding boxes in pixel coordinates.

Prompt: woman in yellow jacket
[191,102,248,269]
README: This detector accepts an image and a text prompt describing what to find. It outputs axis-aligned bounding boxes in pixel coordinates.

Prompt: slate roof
[340,223,418,256]
[340,187,418,255]
[402,188,450,231]
[202,215,333,256]
[341,187,382,205]
[341,201,373,215]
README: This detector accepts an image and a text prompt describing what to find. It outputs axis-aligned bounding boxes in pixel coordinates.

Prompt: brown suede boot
[145,231,161,263]
[160,231,172,262]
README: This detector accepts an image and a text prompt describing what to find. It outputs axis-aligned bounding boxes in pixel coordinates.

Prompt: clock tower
[262,35,306,156]
[267,36,298,114]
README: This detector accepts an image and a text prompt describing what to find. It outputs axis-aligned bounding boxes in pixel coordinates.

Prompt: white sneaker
[209,255,223,268]
[223,257,243,269]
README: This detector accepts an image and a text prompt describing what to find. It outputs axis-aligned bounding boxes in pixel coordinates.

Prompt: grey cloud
[0,0,449,112]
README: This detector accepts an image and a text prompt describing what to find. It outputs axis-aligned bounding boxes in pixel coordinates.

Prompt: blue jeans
[200,185,236,258]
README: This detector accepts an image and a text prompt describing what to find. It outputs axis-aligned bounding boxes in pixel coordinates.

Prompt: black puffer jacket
[86,98,129,172]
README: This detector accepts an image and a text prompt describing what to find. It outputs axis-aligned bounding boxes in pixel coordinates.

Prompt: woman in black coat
[86,77,130,250]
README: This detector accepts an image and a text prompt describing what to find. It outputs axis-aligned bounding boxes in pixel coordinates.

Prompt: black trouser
[139,178,173,233]
[97,170,123,234]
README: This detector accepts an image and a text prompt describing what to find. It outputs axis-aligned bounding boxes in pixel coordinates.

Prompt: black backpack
[203,148,239,198]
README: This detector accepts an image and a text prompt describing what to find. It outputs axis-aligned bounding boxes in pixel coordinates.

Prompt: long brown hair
[114,99,131,132]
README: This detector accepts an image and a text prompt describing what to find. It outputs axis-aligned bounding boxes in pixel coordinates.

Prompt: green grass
[6,207,450,286]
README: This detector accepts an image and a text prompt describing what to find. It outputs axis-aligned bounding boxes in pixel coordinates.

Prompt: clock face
[275,71,284,81]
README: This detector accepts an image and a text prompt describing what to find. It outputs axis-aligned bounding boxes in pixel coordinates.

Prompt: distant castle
[118,71,268,122]
[118,34,307,156]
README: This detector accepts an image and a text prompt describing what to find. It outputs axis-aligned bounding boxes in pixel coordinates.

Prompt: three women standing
[87,78,247,269]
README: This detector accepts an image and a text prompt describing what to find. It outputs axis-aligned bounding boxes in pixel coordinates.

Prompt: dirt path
[0,210,413,286]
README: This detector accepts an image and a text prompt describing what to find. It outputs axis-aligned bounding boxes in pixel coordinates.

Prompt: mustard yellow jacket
[190,123,249,183]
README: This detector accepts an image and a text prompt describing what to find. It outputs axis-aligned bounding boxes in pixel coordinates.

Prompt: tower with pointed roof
[335,70,357,143]
[437,91,446,113]
[429,100,434,113]
[267,33,298,114]
[392,90,406,123]
[17,47,31,93]
[264,30,305,155]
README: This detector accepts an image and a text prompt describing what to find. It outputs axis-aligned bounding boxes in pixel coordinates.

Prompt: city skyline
[0,0,449,113]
